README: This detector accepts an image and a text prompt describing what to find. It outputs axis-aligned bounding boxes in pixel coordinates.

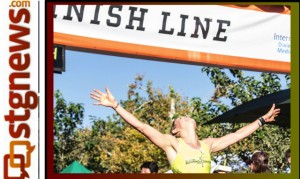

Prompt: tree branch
[133,100,153,113]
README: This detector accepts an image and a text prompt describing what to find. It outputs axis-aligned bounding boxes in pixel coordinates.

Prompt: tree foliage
[54,68,290,173]
[53,90,85,173]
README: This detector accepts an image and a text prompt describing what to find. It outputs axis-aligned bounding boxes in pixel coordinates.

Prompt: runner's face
[175,116,196,130]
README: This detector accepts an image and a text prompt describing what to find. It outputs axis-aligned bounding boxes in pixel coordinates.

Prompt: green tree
[54,90,85,173]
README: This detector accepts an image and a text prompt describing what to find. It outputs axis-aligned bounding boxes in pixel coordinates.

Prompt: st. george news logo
[4,0,38,178]
[3,142,35,179]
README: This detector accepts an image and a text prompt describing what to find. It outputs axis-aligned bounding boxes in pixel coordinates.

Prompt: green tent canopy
[60,161,93,173]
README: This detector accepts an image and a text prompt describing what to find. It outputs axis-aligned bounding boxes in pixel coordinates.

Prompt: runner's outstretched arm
[90,87,173,151]
[204,104,280,152]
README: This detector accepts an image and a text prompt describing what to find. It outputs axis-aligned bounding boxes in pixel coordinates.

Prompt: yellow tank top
[171,138,211,173]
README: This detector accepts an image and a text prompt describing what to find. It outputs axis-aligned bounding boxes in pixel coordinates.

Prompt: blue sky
[54,50,288,128]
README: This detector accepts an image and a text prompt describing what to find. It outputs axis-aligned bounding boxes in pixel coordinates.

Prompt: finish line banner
[54,5,290,73]
[0,0,43,179]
